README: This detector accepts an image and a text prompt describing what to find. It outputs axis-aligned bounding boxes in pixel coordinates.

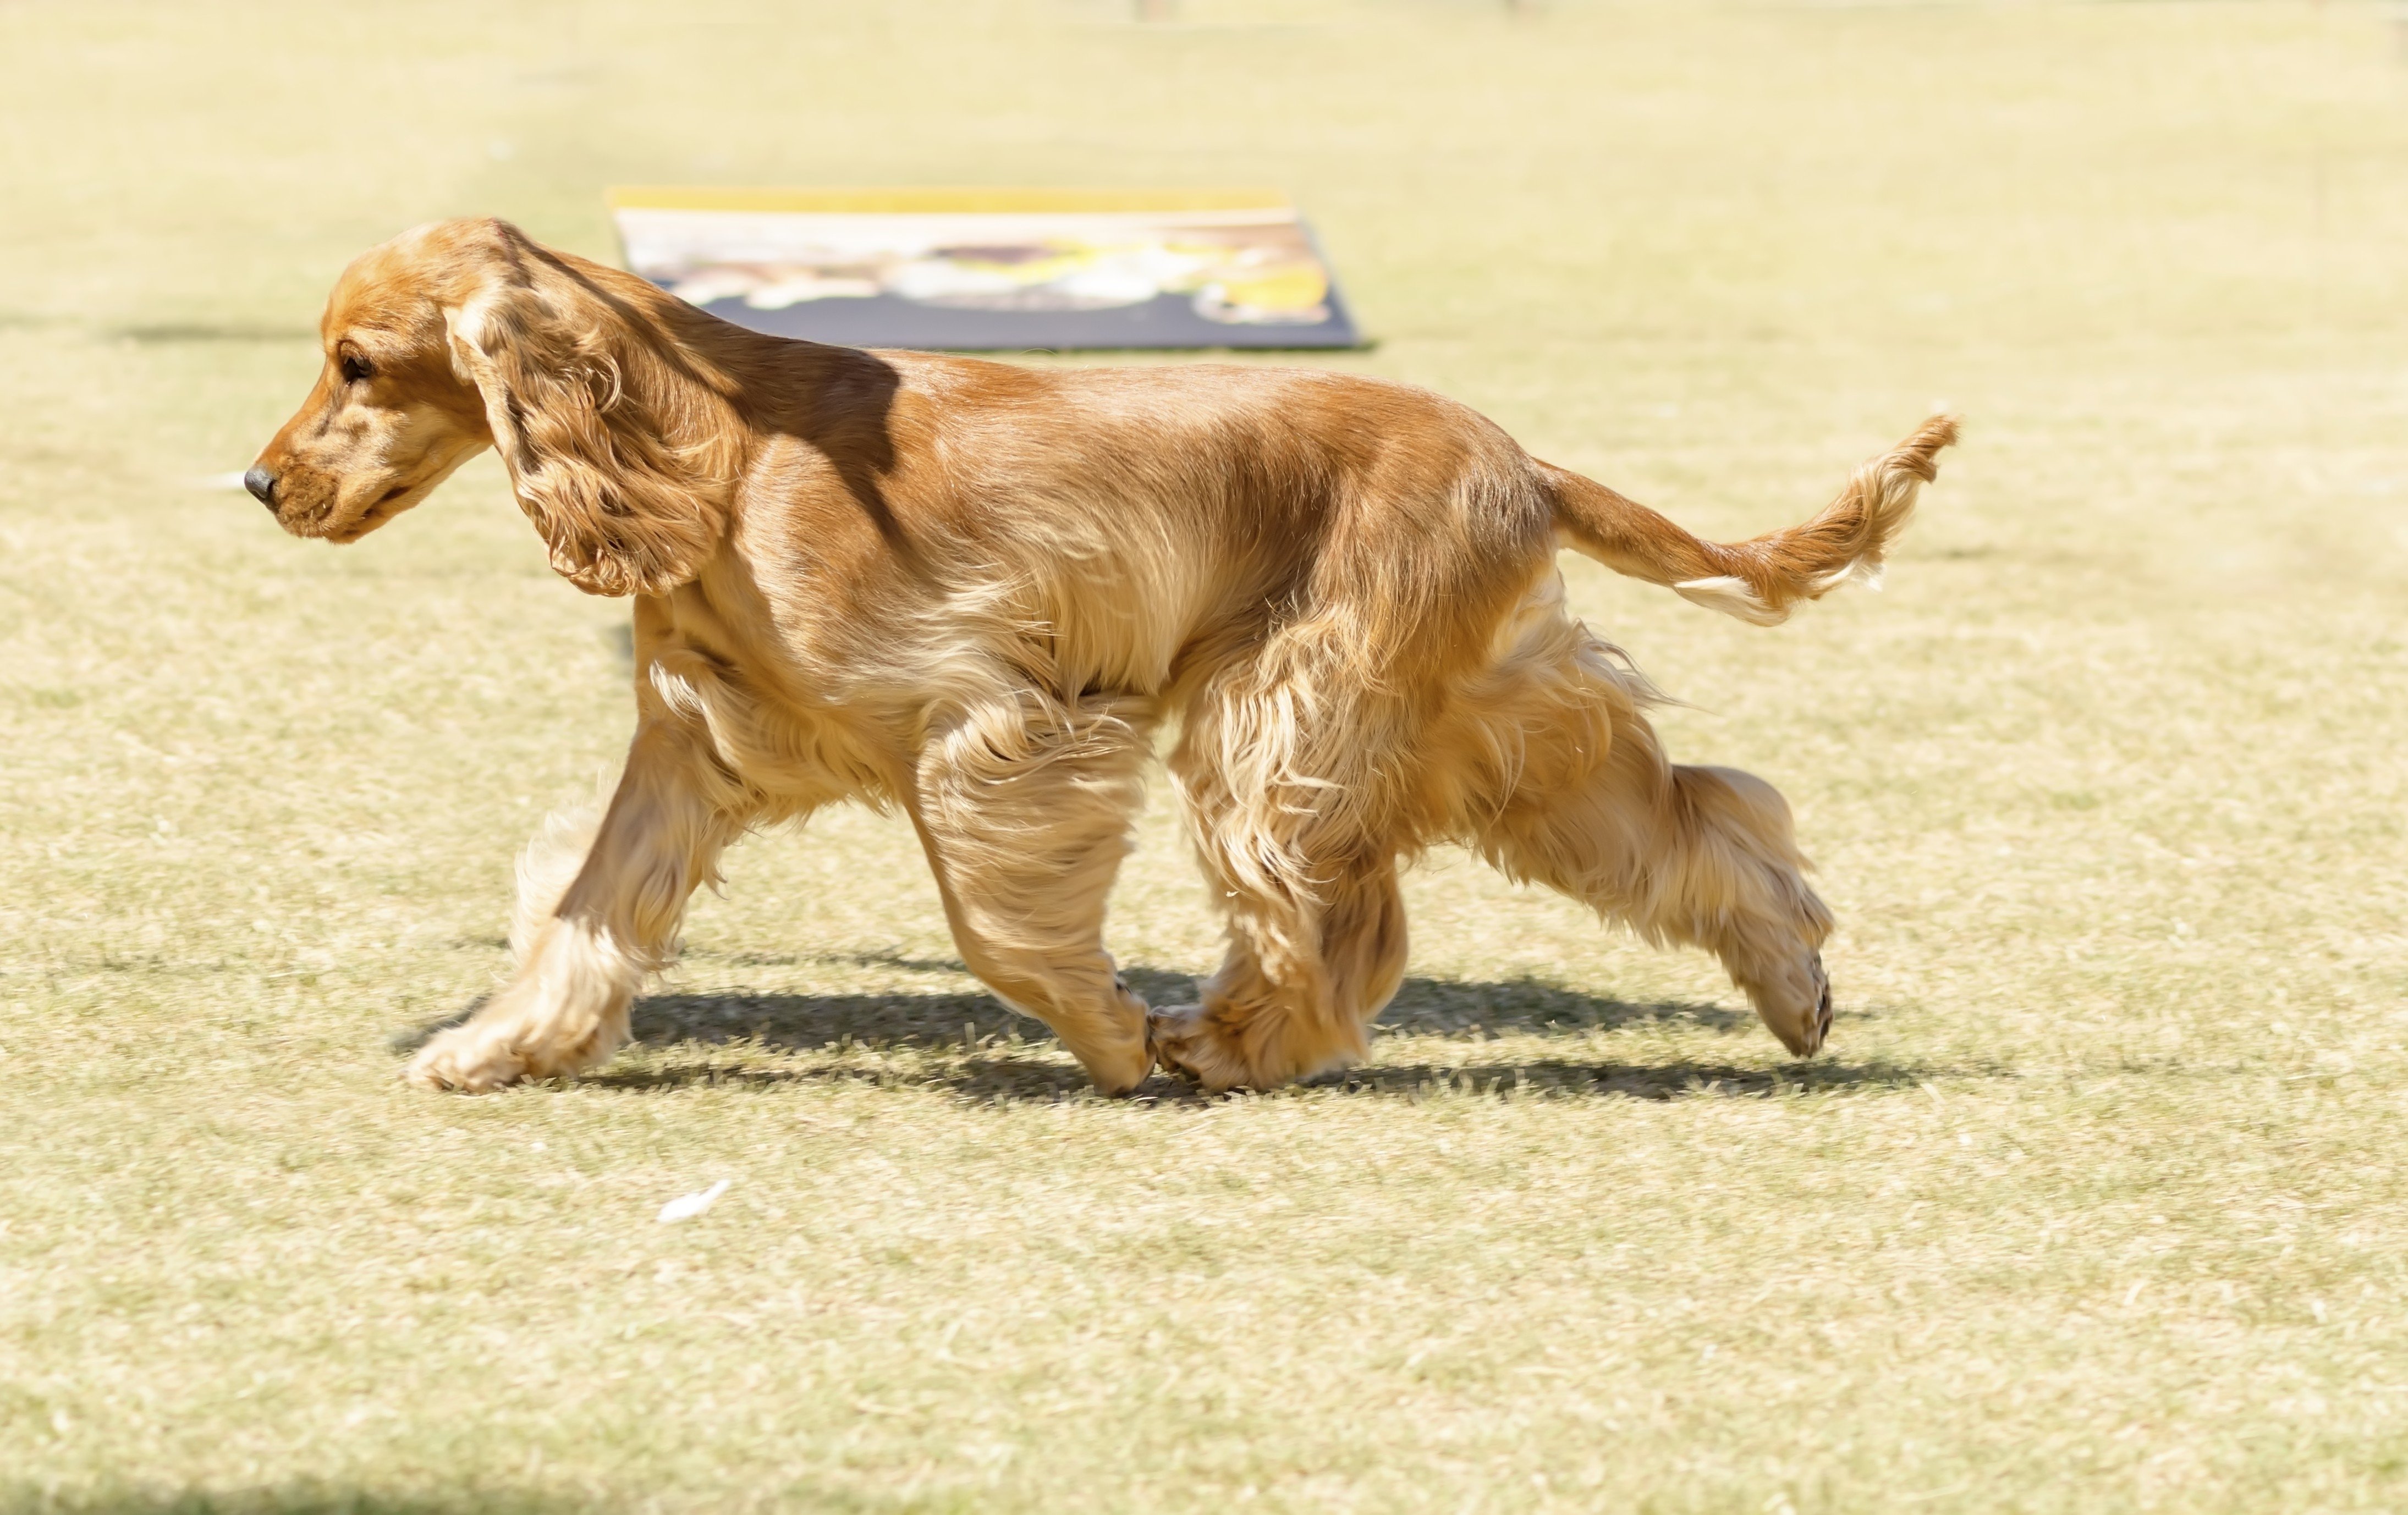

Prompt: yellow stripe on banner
[606,185,1294,214]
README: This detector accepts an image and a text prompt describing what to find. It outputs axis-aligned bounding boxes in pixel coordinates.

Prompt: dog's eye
[339,352,374,384]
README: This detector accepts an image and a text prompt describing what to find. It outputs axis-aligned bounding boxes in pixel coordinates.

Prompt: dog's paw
[1747,951,1832,1059]
[404,1025,529,1092]
[1148,1004,1248,1094]
[1071,1028,1153,1098]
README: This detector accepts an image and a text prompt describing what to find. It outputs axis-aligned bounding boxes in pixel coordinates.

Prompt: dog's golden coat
[249,219,1955,1093]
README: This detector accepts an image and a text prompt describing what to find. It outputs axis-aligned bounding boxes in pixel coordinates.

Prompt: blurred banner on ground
[609,186,1361,351]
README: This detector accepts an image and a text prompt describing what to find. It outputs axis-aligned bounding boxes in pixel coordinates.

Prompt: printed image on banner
[611,187,1361,351]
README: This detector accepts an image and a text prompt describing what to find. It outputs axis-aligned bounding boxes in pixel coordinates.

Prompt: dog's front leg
[407,721,751,1091]
[910,691,1156,1095]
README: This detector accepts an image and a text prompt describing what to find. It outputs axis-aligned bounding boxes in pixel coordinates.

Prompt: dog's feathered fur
[249,218,1956,1093]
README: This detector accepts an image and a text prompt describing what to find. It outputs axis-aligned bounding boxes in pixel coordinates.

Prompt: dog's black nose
[243,466,277,508]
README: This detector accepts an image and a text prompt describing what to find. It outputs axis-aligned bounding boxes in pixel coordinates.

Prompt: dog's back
[733,351,1559,703]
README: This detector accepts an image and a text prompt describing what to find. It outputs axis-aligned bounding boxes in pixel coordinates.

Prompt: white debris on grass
[657,1179,730,1224]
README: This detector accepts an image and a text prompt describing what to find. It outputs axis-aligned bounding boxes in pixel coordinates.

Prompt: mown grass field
[4,1,2406,1510]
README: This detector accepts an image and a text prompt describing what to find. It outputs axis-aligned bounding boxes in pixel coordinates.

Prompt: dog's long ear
[444,239,734,597]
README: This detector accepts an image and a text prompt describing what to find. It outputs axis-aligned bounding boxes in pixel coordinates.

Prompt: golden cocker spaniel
[247,218,1955,1094]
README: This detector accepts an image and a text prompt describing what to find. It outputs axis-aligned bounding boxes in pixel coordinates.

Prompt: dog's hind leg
[406,719,754,1090]
[1148,638,1416,1092]
[1459,605,1837,1055]
[910,690,1156,1095]
[1147,842,1409,1094]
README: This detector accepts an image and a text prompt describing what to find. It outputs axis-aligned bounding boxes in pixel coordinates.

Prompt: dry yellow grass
[3,1,2406,1511]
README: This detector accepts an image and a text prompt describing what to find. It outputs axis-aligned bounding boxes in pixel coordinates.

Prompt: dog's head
[247,218,732,597]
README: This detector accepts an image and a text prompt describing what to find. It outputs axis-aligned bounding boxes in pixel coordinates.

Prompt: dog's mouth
[299,476,424,542]
[329,486,415,539]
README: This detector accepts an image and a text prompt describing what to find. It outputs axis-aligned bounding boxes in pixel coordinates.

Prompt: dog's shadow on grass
[508,961,1936,1103]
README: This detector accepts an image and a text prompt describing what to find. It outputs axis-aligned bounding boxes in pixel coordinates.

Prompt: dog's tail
[1541,415,1959,626]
